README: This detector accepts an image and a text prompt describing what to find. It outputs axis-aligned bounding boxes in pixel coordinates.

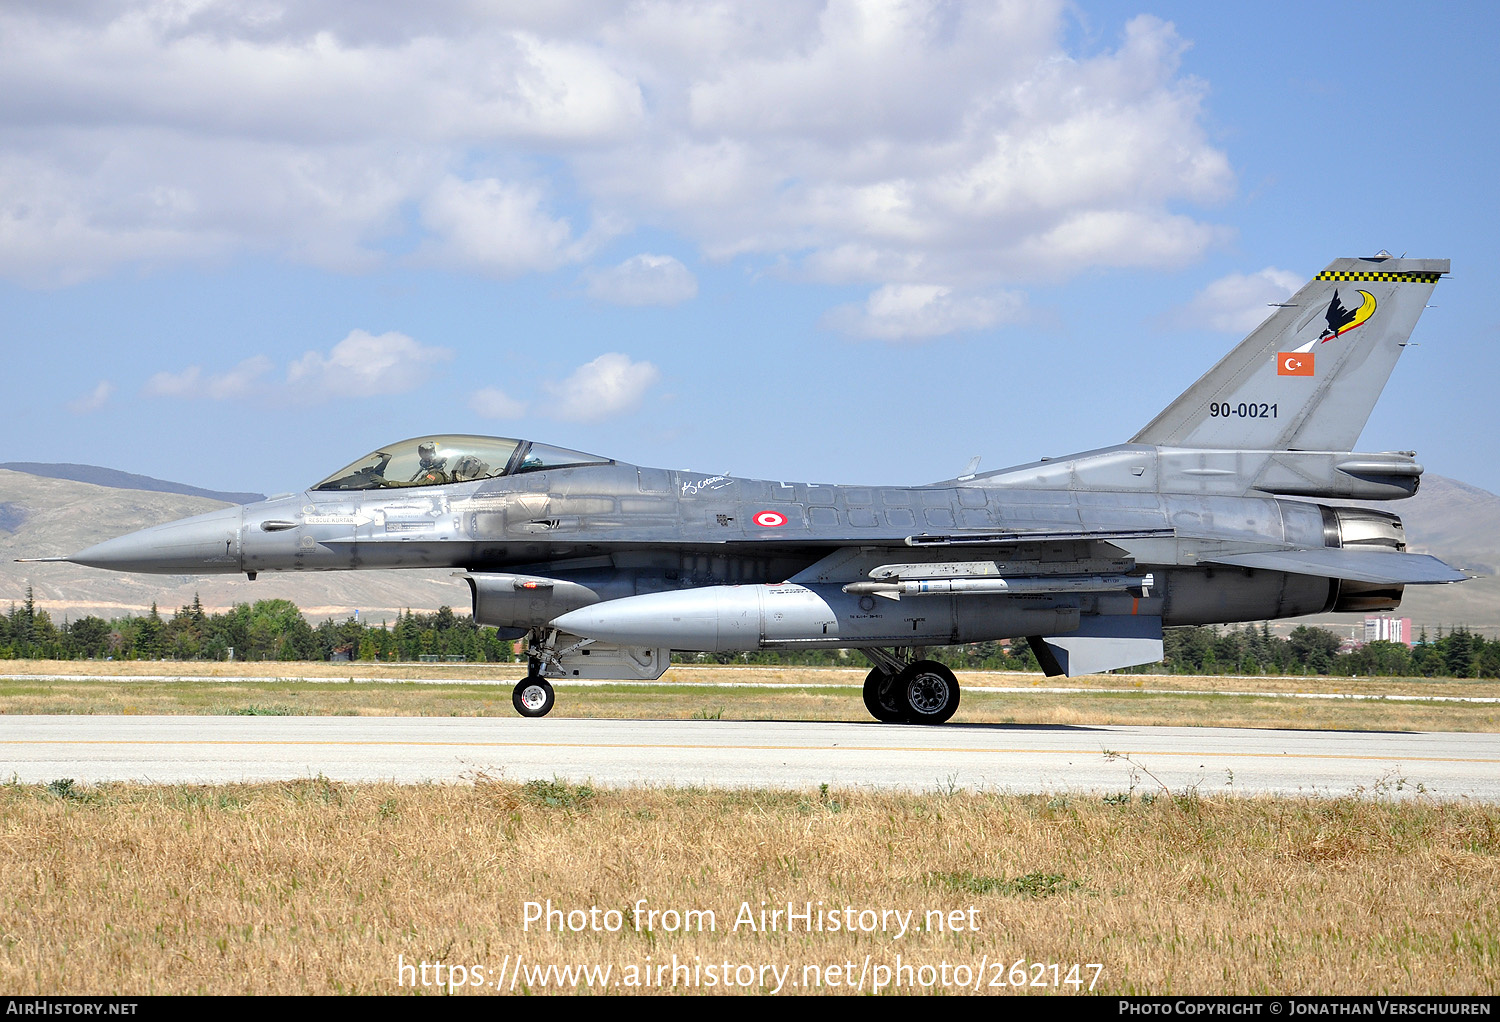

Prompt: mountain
[0,469,459,622]
[2,465,1497,631]
[1308,474,1500,635]
[0,462,264,505]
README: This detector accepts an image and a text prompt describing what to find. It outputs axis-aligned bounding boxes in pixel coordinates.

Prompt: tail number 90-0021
[1209,402,1277,419]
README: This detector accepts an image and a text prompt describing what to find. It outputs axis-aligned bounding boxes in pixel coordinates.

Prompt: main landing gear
[858,648,961,725]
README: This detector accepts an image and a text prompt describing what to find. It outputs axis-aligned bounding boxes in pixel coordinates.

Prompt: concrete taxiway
[5,716,1498,799]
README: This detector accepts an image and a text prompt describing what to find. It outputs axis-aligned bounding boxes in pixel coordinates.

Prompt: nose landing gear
[511,674,556,717]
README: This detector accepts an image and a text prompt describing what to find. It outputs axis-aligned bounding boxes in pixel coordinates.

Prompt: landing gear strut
[858,649,961,725]
[512,632,567,719]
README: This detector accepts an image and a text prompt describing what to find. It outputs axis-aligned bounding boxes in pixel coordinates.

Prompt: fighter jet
[34,255,1467,723]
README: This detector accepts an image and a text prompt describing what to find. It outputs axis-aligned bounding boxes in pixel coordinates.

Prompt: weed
[46,778,83,800]
[926,870,1080,898]
[522,778,595,810]
[179,790,245,811]
[278,775,344,806]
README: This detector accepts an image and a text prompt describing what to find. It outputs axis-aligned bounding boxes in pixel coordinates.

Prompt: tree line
[2,589,1497,677]
[0,589,517,664]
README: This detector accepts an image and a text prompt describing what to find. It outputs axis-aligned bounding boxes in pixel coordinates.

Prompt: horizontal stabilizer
[1204,548,1467,584]
[1029,615,1164,678]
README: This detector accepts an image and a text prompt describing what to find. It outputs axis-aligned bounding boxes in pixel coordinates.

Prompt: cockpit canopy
[312,435,611,491]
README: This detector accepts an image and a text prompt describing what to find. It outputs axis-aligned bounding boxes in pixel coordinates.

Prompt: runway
[5,716,1499,799]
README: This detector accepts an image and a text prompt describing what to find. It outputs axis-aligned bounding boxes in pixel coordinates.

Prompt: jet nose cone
[68,506,243,574]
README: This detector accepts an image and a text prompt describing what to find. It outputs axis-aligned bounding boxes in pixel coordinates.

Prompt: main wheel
[512,676,556,718]
[862,667,906,723]
[898,660,960,724]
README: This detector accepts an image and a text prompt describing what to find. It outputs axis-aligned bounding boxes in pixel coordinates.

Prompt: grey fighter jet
[36,255,1467,723]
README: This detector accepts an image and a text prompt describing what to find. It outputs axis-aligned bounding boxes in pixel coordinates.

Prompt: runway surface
[5,716,1499,799]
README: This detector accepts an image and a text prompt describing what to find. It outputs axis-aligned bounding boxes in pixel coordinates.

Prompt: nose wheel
[512,676,556,718]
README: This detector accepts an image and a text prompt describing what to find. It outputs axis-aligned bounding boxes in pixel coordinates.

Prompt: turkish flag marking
[1277,352,1315,376]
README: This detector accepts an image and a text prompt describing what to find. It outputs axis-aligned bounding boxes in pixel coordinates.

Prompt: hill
[0,462,264,505]
[1304,474,1500,636]
[0,469,460,622]
[2,466,1497,632]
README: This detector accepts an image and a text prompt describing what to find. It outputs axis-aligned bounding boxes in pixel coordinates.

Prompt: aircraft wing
[1203,548,1469,585]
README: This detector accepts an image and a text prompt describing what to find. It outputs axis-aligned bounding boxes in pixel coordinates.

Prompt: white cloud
[287,330,453,395]
[584,254,697,306]
[144,356,274,399]
[541,353,659,422]
[418,176,604,277]
[823,284,1026,341]
[143,331,450,403]
[581,6,1232,284]
[67,380,114,413]
[469,386,528,420]
[0,2,1234,291]
[1173,267,1304,333]
[471,354,662,422]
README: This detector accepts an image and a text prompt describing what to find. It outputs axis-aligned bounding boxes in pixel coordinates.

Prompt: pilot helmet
[417,441,438,461]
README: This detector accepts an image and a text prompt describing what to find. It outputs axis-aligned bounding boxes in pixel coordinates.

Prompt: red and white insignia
[1277,352,1315,376]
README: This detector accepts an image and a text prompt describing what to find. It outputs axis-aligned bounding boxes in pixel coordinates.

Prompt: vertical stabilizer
[1132,256,1446,451]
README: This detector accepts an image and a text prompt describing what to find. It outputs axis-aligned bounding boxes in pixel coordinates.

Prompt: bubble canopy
[312,436,612,491]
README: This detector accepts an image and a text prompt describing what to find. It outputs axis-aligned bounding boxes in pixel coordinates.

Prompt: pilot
[409,441,449,485]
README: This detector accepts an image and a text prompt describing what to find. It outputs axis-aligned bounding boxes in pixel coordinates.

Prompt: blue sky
[3,1,1496,496]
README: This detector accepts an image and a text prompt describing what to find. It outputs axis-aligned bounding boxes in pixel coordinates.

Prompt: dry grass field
[4,662,1498,996]
[1,780,1496,995]
[3,661,1498,732]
